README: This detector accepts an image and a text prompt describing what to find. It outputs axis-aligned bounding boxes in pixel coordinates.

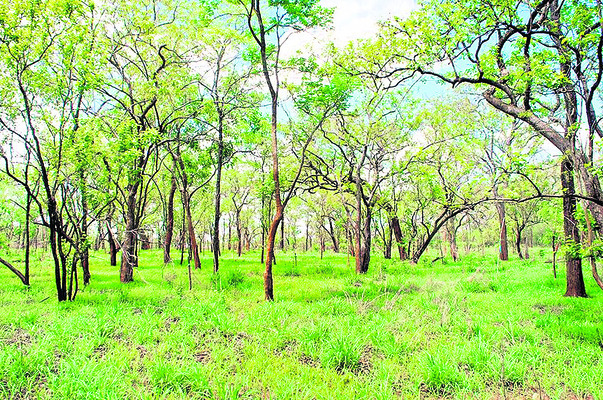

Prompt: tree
[238,0,334,300]
[374,0,599,296]
[0,0,99,300]
[98,0,202,282]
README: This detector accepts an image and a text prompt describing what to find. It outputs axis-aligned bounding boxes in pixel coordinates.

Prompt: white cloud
[322,0,417,46]
[281,0,417,58]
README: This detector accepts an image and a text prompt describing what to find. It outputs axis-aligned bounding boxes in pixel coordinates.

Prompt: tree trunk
[236,210,242,257]
[265,203,283,301]
[164,175,177,264]
[261,195,266,263]
[24,192,31,285]
[445,218,459,261]
[305,220,310,252]
[79,170,90,285]
[228,214,232,251]
[390,215,406,260]
[328,218,339,253]
[280,215,285,251]
[184,194,201,269]
[355,185,372,274]
[175,149,201,270]
[495,202,509,261]
[561,159,587,297]
[212,121,224,273]
[108,221,119,267]
[515,225,524,260]
[0,257,29,285]
[121,186,138,283]
[384,219,393,259]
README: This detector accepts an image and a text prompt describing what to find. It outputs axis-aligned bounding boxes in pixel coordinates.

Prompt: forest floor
[0,247,602,399]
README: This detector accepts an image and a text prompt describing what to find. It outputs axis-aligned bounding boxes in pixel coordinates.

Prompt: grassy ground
[1,247,602,399]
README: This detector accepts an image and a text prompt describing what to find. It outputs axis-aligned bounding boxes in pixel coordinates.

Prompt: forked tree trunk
[175,149,201,270]
[183,194,201,269]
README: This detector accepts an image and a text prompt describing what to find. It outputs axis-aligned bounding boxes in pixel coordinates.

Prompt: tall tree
[238,0,333,300]
[374,0,600,296]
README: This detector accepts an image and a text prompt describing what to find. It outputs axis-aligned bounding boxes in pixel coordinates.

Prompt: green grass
[0,247,602,399]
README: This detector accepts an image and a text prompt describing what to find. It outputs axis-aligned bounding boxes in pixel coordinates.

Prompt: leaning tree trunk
[164,175,177,264]
[561,159,586,297]
[328,218,339,253]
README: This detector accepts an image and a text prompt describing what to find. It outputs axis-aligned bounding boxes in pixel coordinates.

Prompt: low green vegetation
[1,249,601,399]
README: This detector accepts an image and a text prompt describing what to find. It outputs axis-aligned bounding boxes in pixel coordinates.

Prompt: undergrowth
[0,248,601,399]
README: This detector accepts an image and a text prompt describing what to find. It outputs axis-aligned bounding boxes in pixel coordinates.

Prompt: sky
[283,0,417,57]
[321,0,417,45]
